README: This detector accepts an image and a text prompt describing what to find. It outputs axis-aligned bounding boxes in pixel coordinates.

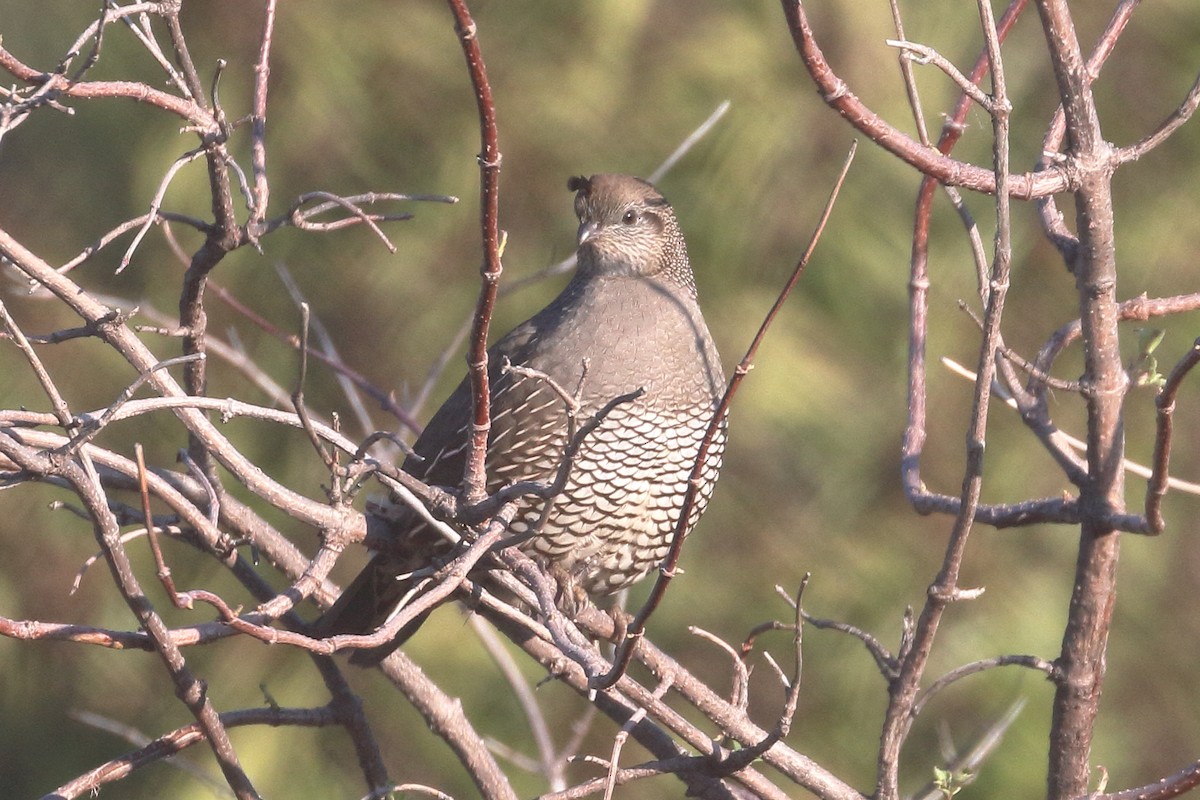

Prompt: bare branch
[376,650,518,800]
[0,295,75,428]
[46,706,339,800]
[248,0,277,234]
[912,656,1058,718]
[446,0,504,505]
[779,0,1064,198]
[470,615,566,790]
[1145,338,1200,532]
[886,40,995,111]
[1116,69,1200,163]
[1093,761,1200,800]
[879,3,1016,794]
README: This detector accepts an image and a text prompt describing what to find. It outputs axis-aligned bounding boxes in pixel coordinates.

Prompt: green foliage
[1129,327,1167,389]
[933,765,972,798]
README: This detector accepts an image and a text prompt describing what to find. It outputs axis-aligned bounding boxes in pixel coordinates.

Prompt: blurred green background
[2,1,1200,797]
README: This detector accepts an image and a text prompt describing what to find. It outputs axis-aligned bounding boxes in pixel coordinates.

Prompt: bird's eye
[621,210,638,225]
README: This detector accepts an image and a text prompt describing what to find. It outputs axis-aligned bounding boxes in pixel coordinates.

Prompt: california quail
[317,174,726,664]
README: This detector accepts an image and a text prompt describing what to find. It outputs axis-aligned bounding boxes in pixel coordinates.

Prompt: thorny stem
[446,0,504,506]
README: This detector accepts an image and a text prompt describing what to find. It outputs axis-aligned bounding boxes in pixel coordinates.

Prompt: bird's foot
[545,562,590,619]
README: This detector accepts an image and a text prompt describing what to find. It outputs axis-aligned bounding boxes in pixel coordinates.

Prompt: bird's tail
[312,552,432,667]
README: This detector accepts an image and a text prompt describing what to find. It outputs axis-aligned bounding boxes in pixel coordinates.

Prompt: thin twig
[0,296,75,428]
[593,139,856,691]
[1145,338,1200,532]
[647,100,731,183]
[135,443,182,603]
[60,353,205,454]
[470,615,566,790]
[689,626,751,711]
[912,656,1056,718]
[878,2,1015,793]
[886,40,995,111]
[248,0,277,234]
[603,677,672,800]
[1115,68,1200,163]
[887,0,931,145]
[47,705,339,800]
[910,699,1028,800]
[118,145,206,273]
[274,262,375,436]
[943,356,1200,498]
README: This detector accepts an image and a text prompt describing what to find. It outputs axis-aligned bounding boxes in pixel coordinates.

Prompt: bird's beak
[577,220,599,245]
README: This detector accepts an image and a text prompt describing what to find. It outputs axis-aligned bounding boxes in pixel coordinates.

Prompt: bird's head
[568,174,694,292]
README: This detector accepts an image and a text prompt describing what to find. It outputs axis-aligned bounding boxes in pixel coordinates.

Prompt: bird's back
[315,174,725,662]
[402,268,724,593]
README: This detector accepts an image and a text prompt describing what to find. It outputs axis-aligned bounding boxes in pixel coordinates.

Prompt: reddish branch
[447,0,505,505]
[779,0,1067,199]
[0,48,219,131]
[899,0,1028,524]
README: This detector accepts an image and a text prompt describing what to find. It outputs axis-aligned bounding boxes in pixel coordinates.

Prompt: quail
[317,174,726,665]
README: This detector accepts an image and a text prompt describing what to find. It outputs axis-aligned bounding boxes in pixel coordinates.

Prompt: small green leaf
[1129,328,1167,389]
